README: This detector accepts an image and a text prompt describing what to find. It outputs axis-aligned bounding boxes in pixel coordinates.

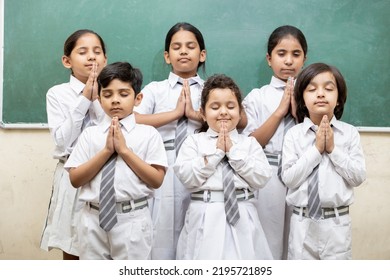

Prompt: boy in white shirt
[281,63,366,259]
[65,62,168,259]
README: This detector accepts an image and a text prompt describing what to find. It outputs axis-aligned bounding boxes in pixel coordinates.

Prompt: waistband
[293,205,349,219]
[164,139,175,151]
[87,197,148,214]
[264,152,280,167]
[191,189,255,202]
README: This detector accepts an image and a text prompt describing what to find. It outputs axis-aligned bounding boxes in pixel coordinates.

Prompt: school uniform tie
[222,156,240,226]
[278,113,296,178]
[175,116,188,157]
[307,127,322,220]
[174,79,197,156]
[99,152,118,231]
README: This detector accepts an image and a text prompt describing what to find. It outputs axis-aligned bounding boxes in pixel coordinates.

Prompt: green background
[2,0,389,127]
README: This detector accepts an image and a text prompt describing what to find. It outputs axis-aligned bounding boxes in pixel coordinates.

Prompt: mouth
[281,69,295,74]
[110,108,122,112]
[315,101,328,106]
[178,58,190,62]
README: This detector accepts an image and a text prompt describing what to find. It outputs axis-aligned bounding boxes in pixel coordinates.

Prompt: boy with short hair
[65,62,168,260]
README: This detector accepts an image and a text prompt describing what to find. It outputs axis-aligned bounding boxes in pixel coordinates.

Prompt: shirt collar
[99,113,136,133]
[302,116,343,135]
[168,72,204,88]
[206,128,239,142]
[270,76,286,90]
[69,75,85,95]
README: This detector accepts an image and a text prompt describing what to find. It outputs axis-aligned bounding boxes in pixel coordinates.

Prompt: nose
[88,51,96,61]
[285,54,293,65]
[179,46,188,55]
[220,106,228,115]
[111,93,120,103]
[317,88,325,98]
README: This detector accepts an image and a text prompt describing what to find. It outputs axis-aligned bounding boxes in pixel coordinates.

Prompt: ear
[266,53,272,67]
[199,107,206,122]
[164,51,171,65]
[62,55,72,69]
[134,93,143,106]
[199,49,206,63]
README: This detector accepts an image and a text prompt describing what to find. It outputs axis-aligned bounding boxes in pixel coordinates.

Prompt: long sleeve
[228,136,272,189]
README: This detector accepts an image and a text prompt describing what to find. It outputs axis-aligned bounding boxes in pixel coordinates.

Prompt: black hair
[267,25,308,57]
[97,62,143,96]
[165,22,206,72]
[63,29,106,56]
[294,62,347,123]
[198,74,243,133]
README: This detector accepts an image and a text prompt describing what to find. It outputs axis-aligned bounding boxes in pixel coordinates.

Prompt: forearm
[134,111,180,128]
[250,111,284,147]
[120,149,165,189]
[69,149,112,188]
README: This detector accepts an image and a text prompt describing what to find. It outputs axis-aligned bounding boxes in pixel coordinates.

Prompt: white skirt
[40,161,83,255]
[176,198,273,260]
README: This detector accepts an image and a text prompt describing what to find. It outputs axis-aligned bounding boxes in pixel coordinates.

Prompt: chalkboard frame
[1,0,389,132]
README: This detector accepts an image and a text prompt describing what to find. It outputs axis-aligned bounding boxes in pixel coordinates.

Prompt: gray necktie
[278,113,296,178]
[99,153,118,231]
[307,127,322,220]
[284,113,295,135]
[308,164,321,219]
[222,157,240,226]
[175,116,188,157]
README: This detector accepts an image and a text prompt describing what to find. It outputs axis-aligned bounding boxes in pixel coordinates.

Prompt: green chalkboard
[1,0,389,129]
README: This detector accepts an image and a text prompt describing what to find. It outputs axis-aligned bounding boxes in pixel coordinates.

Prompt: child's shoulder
[134,123,161,136]
[47,81,70,93]
[142,79,169,92]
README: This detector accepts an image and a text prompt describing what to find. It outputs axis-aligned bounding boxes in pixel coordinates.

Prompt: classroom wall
[0,129,389,260]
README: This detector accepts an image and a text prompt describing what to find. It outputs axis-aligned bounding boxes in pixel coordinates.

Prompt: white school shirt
[281,117,366,208]
[46,75,104,159]
[134,72,204,141]
[242,76,287,153]
[64,113,168,203]
[173,129,272,192]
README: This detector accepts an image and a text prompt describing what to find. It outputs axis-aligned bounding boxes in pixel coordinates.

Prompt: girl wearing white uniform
[242,25,307,259]
[134,22,206,259]
[281,63,366,259]
[174,74,273,259]
[41,29,107,259]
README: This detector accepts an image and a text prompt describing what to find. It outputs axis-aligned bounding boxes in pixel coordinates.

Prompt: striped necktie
[307,127,322,220]
[222,157,240,226]
[278,113,296,178]
[99,153,118,231]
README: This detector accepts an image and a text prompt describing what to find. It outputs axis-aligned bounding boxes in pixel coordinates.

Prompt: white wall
[0,129,389,259]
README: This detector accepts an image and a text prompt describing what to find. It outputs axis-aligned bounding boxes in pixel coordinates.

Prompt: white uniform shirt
[134,72,204,141]
[173,129,272,192]
[281,117,366,208]
[242,76,287,153]
[64,114,168,203]
[46,75,104,158]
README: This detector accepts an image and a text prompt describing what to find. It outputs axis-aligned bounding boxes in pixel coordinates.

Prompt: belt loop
[130,200,135,210]
[299,207,304,222]
[334,207,340,224]
[203,190,211,202]
[243,189,248,200]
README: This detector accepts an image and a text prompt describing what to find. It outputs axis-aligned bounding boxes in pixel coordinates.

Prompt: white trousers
[288,212,352,260]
